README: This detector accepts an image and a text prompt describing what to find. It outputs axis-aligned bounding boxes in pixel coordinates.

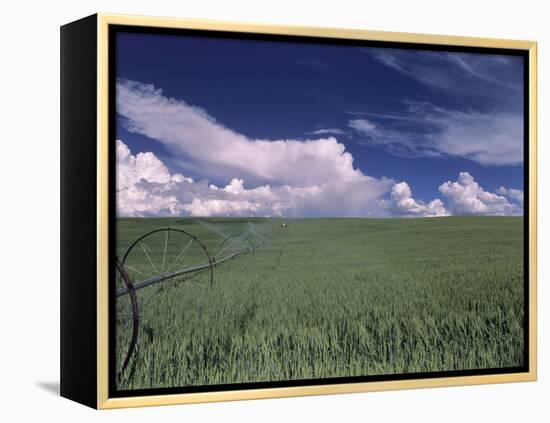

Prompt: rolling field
[115,216,524,390]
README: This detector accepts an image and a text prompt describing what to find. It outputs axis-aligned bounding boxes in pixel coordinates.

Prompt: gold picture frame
[60,13,537,409]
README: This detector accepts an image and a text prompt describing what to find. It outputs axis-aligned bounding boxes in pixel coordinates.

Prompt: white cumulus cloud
[382,181,448,217]
[117,79,376,187]
[116,140,393,217]
[496,186,524,205]
[439,172,523,216]
[116,140,192,216]
[117,138,523,218]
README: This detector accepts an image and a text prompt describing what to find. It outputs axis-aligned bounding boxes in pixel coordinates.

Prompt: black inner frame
[108,24,530,398]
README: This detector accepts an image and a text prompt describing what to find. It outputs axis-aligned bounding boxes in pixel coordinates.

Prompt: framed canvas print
[60,13,537,409]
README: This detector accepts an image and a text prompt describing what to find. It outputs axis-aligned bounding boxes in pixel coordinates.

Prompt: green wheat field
[115,216,524,390]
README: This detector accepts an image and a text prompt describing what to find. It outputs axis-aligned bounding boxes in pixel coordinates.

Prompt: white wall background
[0,0,547,420]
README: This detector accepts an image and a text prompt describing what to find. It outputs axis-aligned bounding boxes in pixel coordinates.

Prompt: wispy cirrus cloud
[349,48,524,166]
[347,101,523,166]
[305,128,346,136]
[363,48,523,96]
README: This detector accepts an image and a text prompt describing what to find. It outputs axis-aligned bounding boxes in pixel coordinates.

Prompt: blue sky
[115,31,525,218]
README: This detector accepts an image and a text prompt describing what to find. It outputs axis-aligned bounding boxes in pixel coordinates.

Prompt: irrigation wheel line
[114,227,265,375]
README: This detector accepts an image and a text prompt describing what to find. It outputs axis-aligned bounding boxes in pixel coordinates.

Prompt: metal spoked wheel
[215,234,265,258]
[122,228,214,288]
[115,257,139,376]
[115,228,214,377]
